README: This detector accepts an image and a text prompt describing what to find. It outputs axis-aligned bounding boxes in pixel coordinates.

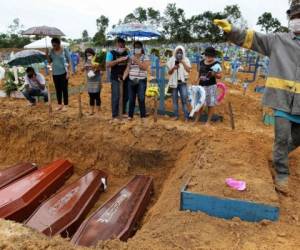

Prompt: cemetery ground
[0,66,300,249]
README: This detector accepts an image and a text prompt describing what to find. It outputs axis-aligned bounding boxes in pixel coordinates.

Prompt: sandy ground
[0,66,300,250]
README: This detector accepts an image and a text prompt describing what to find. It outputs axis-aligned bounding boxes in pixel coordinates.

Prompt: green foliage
[82,30,89,42]
[257,12,282,33]
[93,15,110,46]
[94,51,107,70]
[3,68,25,96]
[0,18,30,48]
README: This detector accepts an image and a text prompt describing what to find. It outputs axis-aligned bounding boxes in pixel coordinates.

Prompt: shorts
[203,85,217,107]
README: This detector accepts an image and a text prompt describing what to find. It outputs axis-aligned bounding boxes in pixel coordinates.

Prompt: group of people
[18,1,300,195]
[22,36,223,125]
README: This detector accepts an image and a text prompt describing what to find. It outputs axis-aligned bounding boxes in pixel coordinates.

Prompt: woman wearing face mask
[123,41,150,121]
[167,46,191,121]
[213,2,300,195]
[83,48,102,116]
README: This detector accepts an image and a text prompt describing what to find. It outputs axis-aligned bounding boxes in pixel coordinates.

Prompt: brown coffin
[72,175,153,247]
[0,163,37,189]
[25,170,108,237]
[0,159,73,222]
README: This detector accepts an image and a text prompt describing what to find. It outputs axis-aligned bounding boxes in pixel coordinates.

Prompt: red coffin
[0,159,73,222]
[26,170,108,237]
[72,175,153,247]
[0,163,37,189]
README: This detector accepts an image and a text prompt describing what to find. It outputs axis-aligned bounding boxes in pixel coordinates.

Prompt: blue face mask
[296,35,300,40]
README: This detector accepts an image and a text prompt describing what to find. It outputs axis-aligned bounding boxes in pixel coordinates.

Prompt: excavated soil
[0,68,300,250]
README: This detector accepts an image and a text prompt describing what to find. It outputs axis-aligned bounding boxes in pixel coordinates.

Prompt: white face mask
[87,55,93,60]
[289,19,300,33]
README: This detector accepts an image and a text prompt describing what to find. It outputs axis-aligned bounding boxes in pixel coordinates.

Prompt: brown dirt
[0,66,300,250]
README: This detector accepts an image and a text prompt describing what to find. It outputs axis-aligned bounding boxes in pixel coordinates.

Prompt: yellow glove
[213,19,232,33]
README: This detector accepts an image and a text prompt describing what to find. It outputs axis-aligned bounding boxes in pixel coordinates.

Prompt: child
[197,47,222,125]
[83,48,101,116]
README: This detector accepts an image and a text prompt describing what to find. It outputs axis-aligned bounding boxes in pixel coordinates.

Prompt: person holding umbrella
[106,37,129,120]
[22,67,48,106]
[46,37,71,111]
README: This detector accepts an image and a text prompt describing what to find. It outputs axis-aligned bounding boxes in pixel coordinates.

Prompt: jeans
[22,88,48,104]
[111,78,128,118]
[128,79,147,118]
[172,83,189,119]
[273,117,300,176]
[53,73,68,105]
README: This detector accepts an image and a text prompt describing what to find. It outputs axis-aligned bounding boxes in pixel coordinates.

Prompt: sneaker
[275,175,289,195]
[56,106,63,111]
[27,102,36,107]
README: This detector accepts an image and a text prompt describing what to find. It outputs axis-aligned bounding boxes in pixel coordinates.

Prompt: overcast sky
[0,0,290,38]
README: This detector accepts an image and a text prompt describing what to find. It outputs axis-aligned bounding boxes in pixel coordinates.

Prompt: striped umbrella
[7,50,46,66]
[22,26,65,37]
[108,23,161,38]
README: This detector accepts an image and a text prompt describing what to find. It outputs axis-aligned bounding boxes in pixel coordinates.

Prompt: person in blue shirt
[106,37,129,120]
[46,37,71,111]
[71,51,80,74]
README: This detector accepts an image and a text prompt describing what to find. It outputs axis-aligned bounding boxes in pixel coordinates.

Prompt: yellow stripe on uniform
[242,30,255,49]
[266,77,300,94]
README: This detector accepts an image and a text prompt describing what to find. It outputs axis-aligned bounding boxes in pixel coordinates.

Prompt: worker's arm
[214,19,275,57]
[123,64,130,81]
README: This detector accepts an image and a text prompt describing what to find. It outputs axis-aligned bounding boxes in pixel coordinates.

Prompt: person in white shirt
[167,46,191,121]
[22,67,48,106]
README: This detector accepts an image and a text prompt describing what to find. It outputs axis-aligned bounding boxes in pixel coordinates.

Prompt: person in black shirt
[197,47,222,125]
[106,37,129,120]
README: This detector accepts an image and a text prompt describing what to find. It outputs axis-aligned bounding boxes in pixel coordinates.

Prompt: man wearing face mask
[167,46,191,121]
[214,2,300,195]
[106,37,129,120]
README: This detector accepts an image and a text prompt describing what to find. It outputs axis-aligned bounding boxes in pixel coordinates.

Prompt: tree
[223,4,247,29]
[7,18,24,35]
[82,30,89,42]
[94,15,109,46]
[147,8,161,27]
[190,11,227,43]
[163,3,193,43]
[123,7,161,26]
[257,12,282,33]
[0,18,30,48]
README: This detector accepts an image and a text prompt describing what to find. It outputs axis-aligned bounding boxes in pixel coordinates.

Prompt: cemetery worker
[106,37,129,120]
[197,47,222,125]
[167,46,191,121]
[46,37,71,112]
[214,2,300,195]
[123,41,150,120]
[22,67,48,106]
